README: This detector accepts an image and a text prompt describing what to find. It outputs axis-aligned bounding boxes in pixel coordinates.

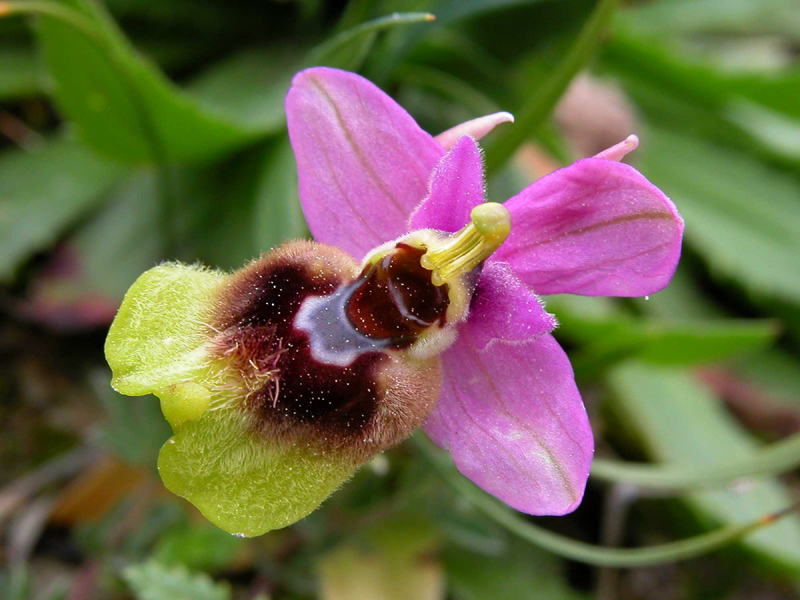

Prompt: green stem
[484,0,618,176]
[394,63,500,116]
[3,1,101,37]
[308,12,436,67]
[591,431,800,490]
[4,0,178,256]
[414,435,795,567]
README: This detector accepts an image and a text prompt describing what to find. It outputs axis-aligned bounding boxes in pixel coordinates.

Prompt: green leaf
[548,295,777,373]
[312,11,435,72]
[187,11,438,139]
[433,0,548,25]
[731,349,800,408]
[484,0,619,174]
[186,48,301,136]
[437,508,508,556]
[561,315,777,372]
[606,31,800,120]
[0,136,122,283]
[592,431,800,490]
[444,538,587,600]
[175,138,307,270]
[253,137,308,251]
[23,0,440,166]
[636,127,800,305]
[153,523,245,572]
[607,363,800,571]
[0,47,48,100]
[60,137,306,308]
[603,32,800,164]
[69,172,163,301]
[417,435,793,568]
[627,265,728,321]
[622,0,800,40]
[123,562,231,600]
[28,0,262,164]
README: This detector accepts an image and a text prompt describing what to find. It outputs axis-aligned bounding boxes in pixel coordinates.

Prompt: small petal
[424,332,593,515]
[594,134,639,161]
[493,158,683,297]
[286,67,444,259]
[468,261,556,349]
[409,135,485,232]
[434,112,514,151]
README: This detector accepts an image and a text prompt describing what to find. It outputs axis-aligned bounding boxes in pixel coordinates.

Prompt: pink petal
[286,67,444,259]
[594,134,639,161]
[492,158,683,297]
[434,112,514,151]
[424,331,593,515]
[408,135,485,232]
[468,261,556,349]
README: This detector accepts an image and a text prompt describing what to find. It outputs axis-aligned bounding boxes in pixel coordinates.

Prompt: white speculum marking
[294,281,391,368]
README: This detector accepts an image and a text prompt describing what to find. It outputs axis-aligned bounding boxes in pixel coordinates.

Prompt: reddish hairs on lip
[207,241,441,459]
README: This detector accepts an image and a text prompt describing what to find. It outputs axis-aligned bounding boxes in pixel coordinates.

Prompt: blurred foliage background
[1,0,799,598]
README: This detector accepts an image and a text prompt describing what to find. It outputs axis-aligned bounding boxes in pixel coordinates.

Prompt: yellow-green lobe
[104,261,367,536]
[105,263,223,410]
[159,408,355,537]
[159,382,213,430]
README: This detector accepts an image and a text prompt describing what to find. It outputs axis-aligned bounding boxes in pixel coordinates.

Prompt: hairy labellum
[209,241,443,462]
[105,199,516,535]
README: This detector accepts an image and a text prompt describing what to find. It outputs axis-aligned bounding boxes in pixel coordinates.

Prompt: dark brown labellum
[209,241,441,460]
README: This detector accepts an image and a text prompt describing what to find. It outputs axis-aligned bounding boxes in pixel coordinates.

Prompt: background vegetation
[1,0,799,598]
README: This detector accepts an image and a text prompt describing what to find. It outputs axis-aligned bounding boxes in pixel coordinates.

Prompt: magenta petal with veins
[425,331,592,515]
[286,67,683,515]
[493,158,683,297]
[286,68,444,259]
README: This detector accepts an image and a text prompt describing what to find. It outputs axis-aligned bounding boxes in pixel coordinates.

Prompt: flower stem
[484,0,619,176]
[308,12,436,70]
[414,434,797,567]
[591,431,800,490]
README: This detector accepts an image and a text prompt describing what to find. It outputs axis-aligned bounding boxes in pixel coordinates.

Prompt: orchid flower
[105,67,683,537]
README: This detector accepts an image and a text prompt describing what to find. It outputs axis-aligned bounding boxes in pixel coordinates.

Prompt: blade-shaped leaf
[123,562,231,600]
[0,46,48,100]
[53,137,306,309]
[547,293,777,372]
[637,128,800,305]
[607,363,800,570]
[444,537,587,600]
[33,0,260,164]
[0,136,122,282]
